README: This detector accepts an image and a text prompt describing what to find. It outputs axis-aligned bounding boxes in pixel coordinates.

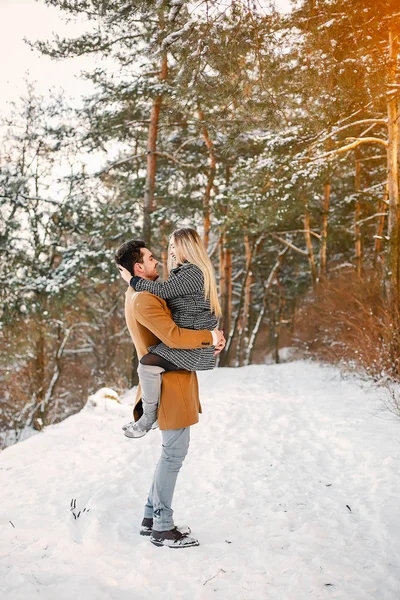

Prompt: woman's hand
[213,329,226,355]
[118,265,132,284]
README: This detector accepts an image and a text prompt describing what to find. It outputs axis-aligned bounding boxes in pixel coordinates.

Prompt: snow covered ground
[1,361,400,600]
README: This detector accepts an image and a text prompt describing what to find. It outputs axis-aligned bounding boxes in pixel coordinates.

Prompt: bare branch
[101,153,147,172]
[271,234,308,256]
[312,118,387,148]
[154,151,200,168]
[356,212,388,226]
[273,229,321,240]
[308,137,388,162]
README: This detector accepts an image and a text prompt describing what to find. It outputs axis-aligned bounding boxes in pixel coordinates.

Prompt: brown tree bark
[319,179,330,280]
[32,320,45,429]
[223,243,233,336]
[354,157,362,277]
[198,107,216,250]
[386,25,400,303]
[303,201,318,288]
[159,222,169,281]
[218,228,226,304]
[222,249,251,367]
[142,13,168,245]
[218,232,233,366]
[236,235,254,366]
[374,184,389,267]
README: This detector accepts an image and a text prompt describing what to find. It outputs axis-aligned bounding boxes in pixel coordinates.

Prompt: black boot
[140,518,191,537]
[150,526,199,548]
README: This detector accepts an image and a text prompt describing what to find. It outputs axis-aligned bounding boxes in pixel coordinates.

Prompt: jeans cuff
[153,512,174,532]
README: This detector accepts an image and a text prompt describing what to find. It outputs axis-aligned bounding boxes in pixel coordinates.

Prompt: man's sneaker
[140,518,191,537]
[150,527,199,548]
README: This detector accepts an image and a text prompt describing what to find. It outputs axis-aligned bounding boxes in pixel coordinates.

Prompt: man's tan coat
[124,287,213,430]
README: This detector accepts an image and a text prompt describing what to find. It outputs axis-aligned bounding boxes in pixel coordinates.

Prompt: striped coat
[130,263,218,371]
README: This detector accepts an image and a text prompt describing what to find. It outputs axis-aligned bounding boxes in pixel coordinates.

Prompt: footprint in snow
[69,498,92,544]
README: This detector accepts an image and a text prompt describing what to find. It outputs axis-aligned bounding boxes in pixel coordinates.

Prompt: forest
[1,0,400,445]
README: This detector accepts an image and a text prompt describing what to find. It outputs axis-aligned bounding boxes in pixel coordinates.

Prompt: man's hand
[213,329,226,355]
[118,264,132,284]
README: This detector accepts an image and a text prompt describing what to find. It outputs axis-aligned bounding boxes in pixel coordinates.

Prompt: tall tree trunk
[198,106,216,250]
[223,242,233,337]
[268,296,282,365]
[217,165,232,366]
[218,233,233,367]
[386,25,400,303]
[222,250,254,366]
[236,235,254,366]
[304,201,318,288]
[143,22,168,245]
[31,296,46,430]
[218,227,226,304]
[32,320,45,429]
[160,223,169,280]
[161,246,168,281]
[354,157,362,277]
[374,184,389,267]
[319,178,330,280]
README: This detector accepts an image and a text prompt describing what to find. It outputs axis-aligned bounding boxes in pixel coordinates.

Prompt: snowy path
[1,362,400,600]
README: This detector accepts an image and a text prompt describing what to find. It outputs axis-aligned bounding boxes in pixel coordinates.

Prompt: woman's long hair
[168,228,222,318]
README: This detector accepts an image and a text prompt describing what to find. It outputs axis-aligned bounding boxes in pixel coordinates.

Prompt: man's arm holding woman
[132,292,225,353]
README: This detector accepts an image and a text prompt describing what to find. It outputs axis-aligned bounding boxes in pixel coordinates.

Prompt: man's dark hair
[114,239,146,275]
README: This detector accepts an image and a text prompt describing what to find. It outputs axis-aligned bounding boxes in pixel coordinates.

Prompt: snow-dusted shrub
[293,269,400,415]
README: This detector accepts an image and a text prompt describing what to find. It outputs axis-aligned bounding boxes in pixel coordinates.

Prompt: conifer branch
[154,151,199,168]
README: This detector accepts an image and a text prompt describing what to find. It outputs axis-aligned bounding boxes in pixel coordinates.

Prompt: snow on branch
[154,151,199,168]
[103,150,200,172]
[312,119,387,148]
[308,137,388,162]
[169,0,187,23]
[335,102,374,126]
[271,234,308,256]
[101,153,148,172]
[274,229,321,240]
[355,212,388,226]
[162,19,195,49]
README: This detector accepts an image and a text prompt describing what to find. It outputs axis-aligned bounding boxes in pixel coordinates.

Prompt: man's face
[134,247,159,280]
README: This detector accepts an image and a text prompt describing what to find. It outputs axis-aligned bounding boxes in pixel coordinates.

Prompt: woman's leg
[123,354,182,438]
[140,353,182,371]
[124,362,165,437]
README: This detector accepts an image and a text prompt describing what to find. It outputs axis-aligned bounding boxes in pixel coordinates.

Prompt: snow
[1,361,400,600]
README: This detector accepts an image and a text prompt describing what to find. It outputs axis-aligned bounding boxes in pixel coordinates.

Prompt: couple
[115,228,225,549]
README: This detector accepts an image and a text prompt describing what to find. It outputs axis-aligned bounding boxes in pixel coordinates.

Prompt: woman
[118,227,222,438]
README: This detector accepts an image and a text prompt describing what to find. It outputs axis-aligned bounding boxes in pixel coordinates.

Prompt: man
[115,240,225,549]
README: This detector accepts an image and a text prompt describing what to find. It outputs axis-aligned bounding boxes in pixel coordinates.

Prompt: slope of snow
[1,362,400,600]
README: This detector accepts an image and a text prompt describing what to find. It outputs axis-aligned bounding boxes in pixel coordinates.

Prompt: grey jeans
[144,427,190,531]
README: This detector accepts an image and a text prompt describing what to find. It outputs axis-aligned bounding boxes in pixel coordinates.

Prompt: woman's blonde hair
[168,227,222,318]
